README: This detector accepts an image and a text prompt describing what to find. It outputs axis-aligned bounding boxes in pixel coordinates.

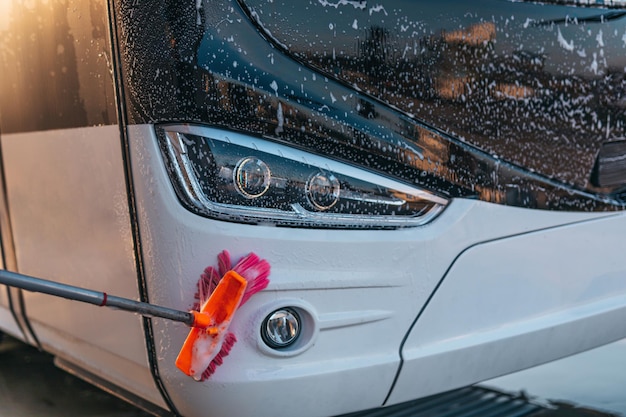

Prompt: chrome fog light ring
[256,300,318,357]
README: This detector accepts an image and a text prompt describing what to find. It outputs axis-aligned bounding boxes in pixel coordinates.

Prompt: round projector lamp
[305,172,340,211]
[234,157,271,198]
[261,308,301,349]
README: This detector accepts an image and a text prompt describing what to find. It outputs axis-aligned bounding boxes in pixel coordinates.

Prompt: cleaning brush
[176,251,270,381]
[0,250,270,382]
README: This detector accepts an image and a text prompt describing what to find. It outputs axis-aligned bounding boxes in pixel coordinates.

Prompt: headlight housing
[157,124,447,229]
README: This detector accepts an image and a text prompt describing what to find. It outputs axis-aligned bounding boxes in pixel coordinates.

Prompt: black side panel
[0,1,116,134]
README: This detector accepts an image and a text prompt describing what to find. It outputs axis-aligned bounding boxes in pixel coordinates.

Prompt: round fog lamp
[262,308,301,349]
[234,157,271,198]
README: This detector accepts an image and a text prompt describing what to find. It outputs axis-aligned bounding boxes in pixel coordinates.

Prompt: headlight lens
[157,125,447,229]
[233,157,272,199]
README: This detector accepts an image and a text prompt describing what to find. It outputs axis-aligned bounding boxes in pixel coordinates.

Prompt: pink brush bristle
[217,250,232,276]
[199,332,237,381]
[232,253,271,306]
[194,251,270,308]
[192,266,221,311]
[191,250,270,380]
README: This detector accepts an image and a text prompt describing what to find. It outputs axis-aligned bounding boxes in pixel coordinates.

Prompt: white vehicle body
[1,1,626,416]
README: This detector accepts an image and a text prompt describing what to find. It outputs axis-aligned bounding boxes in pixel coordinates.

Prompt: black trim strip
[344,386,543,417]
[521,0,626,10]
[5,287,26,340]
[17,289,41,349]
[106,0,181,415]
[535,11,626,25]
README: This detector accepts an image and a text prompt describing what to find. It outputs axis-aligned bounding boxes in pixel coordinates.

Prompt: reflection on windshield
[247,1,626,193]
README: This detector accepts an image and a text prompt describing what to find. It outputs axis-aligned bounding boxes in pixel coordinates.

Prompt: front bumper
[388,208,626,406]
[128,124,626,417]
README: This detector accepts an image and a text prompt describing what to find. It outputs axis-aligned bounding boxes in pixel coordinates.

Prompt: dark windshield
[241,0,626,191]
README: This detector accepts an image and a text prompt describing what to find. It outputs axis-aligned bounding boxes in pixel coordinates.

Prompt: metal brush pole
[0,269,194,326]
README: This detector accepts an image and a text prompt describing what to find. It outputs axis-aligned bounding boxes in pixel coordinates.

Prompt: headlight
[157,124,447,229]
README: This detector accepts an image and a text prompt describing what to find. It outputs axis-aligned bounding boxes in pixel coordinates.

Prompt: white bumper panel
[388,211,626,405]
[128,124,619,417]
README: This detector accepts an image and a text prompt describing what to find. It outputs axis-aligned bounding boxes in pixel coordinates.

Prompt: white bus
[1,0,626,416]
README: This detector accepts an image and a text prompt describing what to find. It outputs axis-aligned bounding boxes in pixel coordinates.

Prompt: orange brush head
[175,270,247,380]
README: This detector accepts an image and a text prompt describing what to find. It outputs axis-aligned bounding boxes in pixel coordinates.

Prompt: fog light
[262,308,301,349]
